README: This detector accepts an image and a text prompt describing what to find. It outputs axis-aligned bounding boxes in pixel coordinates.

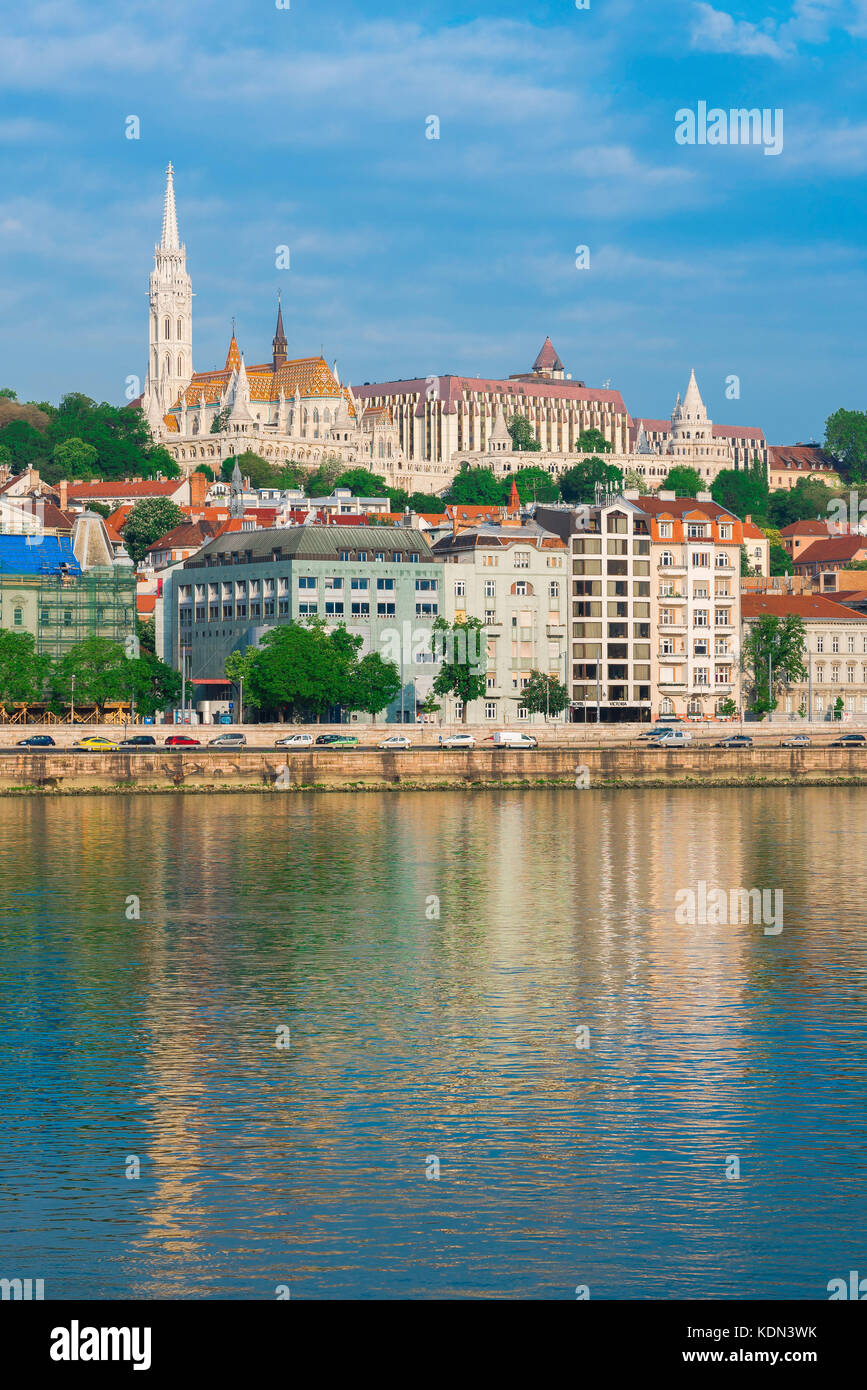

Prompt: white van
[647,727,692,745]
[487,731,538,748]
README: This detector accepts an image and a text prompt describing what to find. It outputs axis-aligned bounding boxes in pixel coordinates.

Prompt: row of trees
[0,630,181,718]
[0,390,177,483]
[223,619,402,722]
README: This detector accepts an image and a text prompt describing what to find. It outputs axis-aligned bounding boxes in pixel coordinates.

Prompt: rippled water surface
[1,789,865,1299]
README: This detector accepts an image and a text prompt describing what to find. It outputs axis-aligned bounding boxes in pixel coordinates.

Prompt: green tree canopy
[127,651,182,716]
[122,498,186,564]
[431,616,487,722]
[220,451,279,490]
[0,419,48,469]
[302,455,344,497]
[347,651,401,722]
[331,467,390,497]
[766,477,838,528]
[742,614,807,718]
[238,619,364,721]
[52,437,99,479]
[769,543,793,576]
[825,408,867,482]
[661,465,704,497]
[47,393,170,481]
[507,413,541,452]
[0,630,52,710]
[575,428,612,454]
[711,467,770,522]
[518,671,569,719]
[559,458,623,505]
[52,637,129,716]
[510,466,560,503]
[444,465,503,506]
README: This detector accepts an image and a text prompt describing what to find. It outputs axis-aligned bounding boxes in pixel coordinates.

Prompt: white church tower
[143,163,193,434]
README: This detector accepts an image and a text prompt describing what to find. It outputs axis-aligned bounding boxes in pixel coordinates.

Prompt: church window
[323,409,330,424]
[177,354,184,376]
[164,317,171,339]
[13,607,23,627]
[313,409,319,423]
[177,318,183,339]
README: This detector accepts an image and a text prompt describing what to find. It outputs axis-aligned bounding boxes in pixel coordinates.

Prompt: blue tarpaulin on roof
[0,535,83,575]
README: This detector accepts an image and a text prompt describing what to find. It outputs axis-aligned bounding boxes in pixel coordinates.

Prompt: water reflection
[0,789,865,1299]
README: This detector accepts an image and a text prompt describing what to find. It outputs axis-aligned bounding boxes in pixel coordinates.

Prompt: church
[140,165,400,476]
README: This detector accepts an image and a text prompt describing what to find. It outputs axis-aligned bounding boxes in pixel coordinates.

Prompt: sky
[1,0,866,445]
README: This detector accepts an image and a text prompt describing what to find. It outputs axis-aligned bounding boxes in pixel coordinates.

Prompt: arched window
[13,606,23,627]
[688,698,702,716]
[164,317,171,339]
[378,441,385,458]
[177,317,183,339]
[660,698,673,715]
[312,408,319,423]
[177,354,184,376]
[323,408,331,423]
[164,354,170,376]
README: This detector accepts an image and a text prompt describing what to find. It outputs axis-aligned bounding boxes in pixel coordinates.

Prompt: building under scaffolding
[0,516,136,660]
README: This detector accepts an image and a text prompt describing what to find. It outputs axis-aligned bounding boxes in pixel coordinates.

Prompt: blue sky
[1,0,866,444]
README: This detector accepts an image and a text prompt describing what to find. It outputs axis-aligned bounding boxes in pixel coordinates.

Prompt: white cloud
[690,3,789,59]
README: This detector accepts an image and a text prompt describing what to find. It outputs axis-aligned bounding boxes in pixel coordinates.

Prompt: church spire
[161,162,180,250]
[272,291,287,368]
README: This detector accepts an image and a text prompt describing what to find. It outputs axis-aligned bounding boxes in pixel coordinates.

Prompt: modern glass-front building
[161,525,444,722]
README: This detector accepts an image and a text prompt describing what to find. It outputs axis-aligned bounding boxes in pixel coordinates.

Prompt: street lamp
[70,674,76,727]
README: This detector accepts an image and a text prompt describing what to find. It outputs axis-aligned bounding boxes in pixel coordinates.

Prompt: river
[0,789,864,1299]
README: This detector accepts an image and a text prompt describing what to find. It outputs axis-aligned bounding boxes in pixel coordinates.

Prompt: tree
[332,467,390,497]
[740,546,753,577]
[194,463,215,482]
[444,465,503,506]
[220,451,277,490]
[239,620,363,722]
[303,455,344,497]
[127,651,182,716]
[136,616,156,656]
[431,616,487,722]
[509,466,559,504]
[0,419,48,469]
[408,492,446,514]
[519,671,569,720]
[825,408,867,482]
[576,428,612,454]
[711,467,769,523]
[347,651,401,722]
[52,437,98,479]
[122,498,186,564]
[623,468,645,491]
[767,477,838,528]
[833,695,845,721]
[559,457,623,505]
[717,697,738,719]
[769,543,793,576]
[741,614,807,718]
[53,637,129,717]
[49,393,168,480]
[0,387,18,400]
[661,465,704,497]
[0,630,52,710]
[210,407,230,434]
[507,413,541,452]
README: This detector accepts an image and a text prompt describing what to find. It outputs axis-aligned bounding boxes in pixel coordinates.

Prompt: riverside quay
[159,524,443,721]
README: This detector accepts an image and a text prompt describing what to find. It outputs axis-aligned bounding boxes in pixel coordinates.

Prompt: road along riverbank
[3,745,867,792]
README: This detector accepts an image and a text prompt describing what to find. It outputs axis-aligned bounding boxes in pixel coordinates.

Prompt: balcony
[659,622,687,634]
[658,591,687,602]
[658,679,687,690]
[659,563,687,575]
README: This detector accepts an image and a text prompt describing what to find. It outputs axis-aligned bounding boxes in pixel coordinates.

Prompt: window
[847,665,855,682]
[392,552,401,563]
[659,523,673,538]
[340,551,351,562]
[13,606,23,627]
[63,610,73,627]
[714,608,730,627]
[848,635,855,653]
[264,599,275,617]
[455,580,466,597]
[351,602,370,617]
[687,523,707,538]
[299,576,316,589]
[351,578,369,591]
[278,599,289,616]
[484,702,497,719]
[40,608,48,625]
[550,581,560,598]
[660,551,674,568]
[325,600,344,616]
[409,553,419,563]
[377,602,396,616]
[832,665,840,682]
[325,577,343,591]
[484,580,496,598]
[692,551,710,567]
[357,551,367,562]
[514,581,528,596]
[415,578,437,591]
[817,665,825,682]
[715,553,730,567]
[485,609,495,624]
[661,638,674,655]
[817,636,824,653]
[517,705,529,720]
[299,601,318,616]
[719,525,732,540]
[377,578,395,591]
[375,552,385,562]
[832,635,840,653]
[416,602,438,617]
[695,609,709,627]
[514,551,530,569]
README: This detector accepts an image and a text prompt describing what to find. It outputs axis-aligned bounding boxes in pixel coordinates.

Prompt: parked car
[275,733,314,748]
[378,734,411,750]
[315,734,341,745]
[330,735,359,748]
[645,728,692,746]
[164,734,201,747]
[714,735,753,748]
[638,723,683,740]
[208,732,247,748]
[781,734,811,747]
[73,736,119,751]
[16,735,55,747]
[117,735,156,747]
[439,732,476,749]
[830,733,867,747]
[485,731,538,748]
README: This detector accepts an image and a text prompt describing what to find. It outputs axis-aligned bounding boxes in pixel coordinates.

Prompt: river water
[0,789,864,1300]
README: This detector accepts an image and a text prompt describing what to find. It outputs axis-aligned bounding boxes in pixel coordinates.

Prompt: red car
[164,734,201,746]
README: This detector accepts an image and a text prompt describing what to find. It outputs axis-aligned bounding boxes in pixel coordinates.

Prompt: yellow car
[73,736,120,751]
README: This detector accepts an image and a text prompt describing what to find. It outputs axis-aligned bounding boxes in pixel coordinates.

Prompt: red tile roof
[742,594,864,621]
[769,444,839,471]
[779,519,830,536]
[533,336,564,371]
[353,375,628,417]
[794,536,867,567]
[68,480,182,500]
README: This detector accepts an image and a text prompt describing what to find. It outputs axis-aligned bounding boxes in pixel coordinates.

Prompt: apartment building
[432,516,568,724]
[640,498,743,719]
[742,593,867,721]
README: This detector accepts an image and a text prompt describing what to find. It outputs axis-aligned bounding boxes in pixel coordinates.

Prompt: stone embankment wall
[3,746,867,792]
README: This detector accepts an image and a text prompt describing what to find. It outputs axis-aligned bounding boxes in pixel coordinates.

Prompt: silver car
[208,732,247,748]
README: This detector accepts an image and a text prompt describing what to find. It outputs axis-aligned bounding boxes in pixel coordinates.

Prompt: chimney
[58,480,69,511]
[189,470,208,508]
